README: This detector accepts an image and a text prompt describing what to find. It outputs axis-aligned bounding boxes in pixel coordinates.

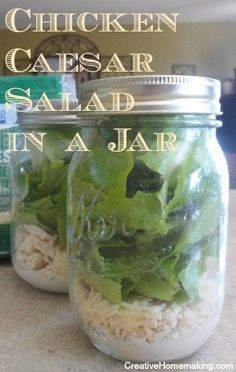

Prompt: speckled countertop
[0,191,236,372]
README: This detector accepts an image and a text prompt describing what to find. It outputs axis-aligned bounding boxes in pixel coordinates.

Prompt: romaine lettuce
[13,132,70,245]
[70,129,222,305]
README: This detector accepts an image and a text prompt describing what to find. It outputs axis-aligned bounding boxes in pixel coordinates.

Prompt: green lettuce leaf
[134,274,177,301]
[178,257,200,302]
[174,196,221,253]
[80,270,122,305]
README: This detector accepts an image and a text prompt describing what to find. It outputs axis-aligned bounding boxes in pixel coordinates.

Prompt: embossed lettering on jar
[67,75,229,362]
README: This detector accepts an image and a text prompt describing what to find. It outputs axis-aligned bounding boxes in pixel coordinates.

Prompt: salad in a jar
[12,129,74,293]
[68,117,228,361]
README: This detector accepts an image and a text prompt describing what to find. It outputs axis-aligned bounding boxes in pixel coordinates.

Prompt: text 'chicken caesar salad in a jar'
[68,75,229,362]
[11,101,78,293]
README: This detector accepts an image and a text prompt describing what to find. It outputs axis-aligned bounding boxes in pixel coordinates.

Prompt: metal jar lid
[79,75,221,115]
[17,100,79,125]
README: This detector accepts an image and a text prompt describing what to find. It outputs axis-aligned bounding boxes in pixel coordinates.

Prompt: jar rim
[78,75,221,116]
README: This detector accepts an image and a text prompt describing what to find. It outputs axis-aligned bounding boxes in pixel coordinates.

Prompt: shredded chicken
[73,276,218,343]
[15,224,67,278]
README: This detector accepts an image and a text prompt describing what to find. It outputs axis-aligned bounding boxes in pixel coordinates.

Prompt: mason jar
[68,76,229,362]
[11,101,78,293]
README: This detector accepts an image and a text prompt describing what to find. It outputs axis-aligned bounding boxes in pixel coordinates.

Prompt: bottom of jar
[87,321,217,362]
[72,276,222,362]
[13,260,68,293]
[13,224,68,293]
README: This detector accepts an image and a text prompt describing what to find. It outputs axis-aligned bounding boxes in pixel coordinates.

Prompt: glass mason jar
[68,76,229,362]
[11,101,78,293]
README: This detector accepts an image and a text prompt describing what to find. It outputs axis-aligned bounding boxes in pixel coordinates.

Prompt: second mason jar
[68,75,229,361]
[11,101,78,293]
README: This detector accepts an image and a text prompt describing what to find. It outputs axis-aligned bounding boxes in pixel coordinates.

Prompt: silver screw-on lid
[79,75,221,115]
[17,100,79,125]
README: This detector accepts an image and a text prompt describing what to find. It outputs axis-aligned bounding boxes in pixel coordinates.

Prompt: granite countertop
[0,191,236,372]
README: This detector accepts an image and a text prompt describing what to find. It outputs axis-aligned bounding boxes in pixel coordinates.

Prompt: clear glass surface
[68,114,229,361]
